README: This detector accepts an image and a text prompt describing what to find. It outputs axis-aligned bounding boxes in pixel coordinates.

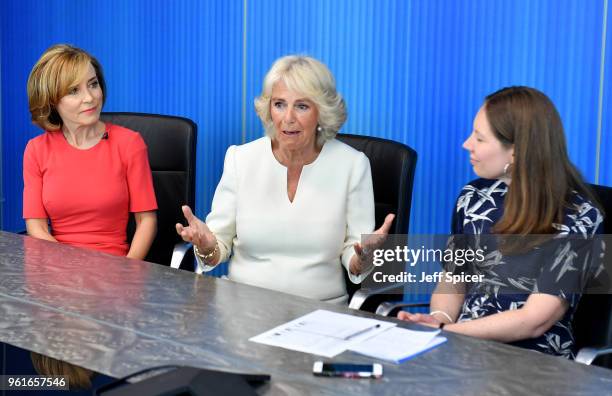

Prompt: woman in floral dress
[399,86,603,358]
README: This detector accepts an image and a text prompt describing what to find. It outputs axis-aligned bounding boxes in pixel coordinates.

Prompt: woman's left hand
[350,213,395,274]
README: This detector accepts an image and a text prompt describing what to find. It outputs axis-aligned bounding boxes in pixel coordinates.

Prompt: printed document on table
[349,326,447,363]
[249,309,396,358]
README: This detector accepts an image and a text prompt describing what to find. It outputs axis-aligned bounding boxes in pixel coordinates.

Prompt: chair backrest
[590,183,612,234]
[573,183,612,368]
[336,134,418,300]
[100,112,197,266]
[336,134,418,234]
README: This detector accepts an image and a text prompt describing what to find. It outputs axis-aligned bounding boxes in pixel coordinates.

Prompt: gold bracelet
[194,243,218,262]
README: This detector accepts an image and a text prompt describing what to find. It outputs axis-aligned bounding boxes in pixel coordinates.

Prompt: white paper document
[249,309,396,358]
[349,327,447,363]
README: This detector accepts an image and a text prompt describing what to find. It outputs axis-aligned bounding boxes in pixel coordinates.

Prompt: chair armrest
[375,301,431,317]
[575,346,612,365]
[171,242,192,270]
[348,283,406,310]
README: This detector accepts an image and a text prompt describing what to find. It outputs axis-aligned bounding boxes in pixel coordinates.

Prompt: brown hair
[486,86,596,235]
[31,352,94,390]
[27,44,106,131]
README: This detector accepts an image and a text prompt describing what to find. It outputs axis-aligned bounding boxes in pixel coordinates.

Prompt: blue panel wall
[413,0,606,231]
[246,0,606,235]
[601,0,611,186]
[0,23,3,229]
[1,0,610,296]
[0,0,243,231]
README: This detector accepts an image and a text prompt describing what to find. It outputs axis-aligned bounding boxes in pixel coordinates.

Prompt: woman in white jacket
[177,55,393,303]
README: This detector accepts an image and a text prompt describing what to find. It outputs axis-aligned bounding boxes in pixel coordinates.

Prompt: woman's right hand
[175,205,216,251]
[397,312,442,328]
[25,219,58,243]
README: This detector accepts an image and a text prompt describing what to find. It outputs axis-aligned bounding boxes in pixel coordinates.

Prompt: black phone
[312,361,383,379]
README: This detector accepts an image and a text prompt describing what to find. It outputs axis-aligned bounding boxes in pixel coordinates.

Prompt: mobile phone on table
[312,361,383,379]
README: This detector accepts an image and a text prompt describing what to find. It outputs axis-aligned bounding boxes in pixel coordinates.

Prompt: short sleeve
[537,200,605,306]
[23,139,48,219]
[126,134,158,213]
[341,152,375,284]
[204,145,238,265]
[534,239,595,307]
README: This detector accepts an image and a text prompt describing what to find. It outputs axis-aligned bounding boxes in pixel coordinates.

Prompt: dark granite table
[1,231,612,395]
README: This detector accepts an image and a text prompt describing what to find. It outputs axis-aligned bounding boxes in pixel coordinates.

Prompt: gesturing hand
[353,212,395,257]
[350,213,395,274]
[175,205,216,251]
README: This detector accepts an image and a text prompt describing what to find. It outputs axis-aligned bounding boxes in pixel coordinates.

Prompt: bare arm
[401,288,567,343]
[398,272,465,324]
[25,218,57,243]
[444,293,568,342]
[126,211,157,260]
[428,292,465,323]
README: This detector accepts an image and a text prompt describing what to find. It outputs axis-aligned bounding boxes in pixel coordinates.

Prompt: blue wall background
[601,0,611,184]
[1,0,610,239]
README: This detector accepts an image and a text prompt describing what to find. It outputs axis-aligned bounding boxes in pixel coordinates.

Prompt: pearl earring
[316,125,323,133]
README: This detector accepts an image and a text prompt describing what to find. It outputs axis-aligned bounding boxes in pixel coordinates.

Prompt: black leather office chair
[100,112,197,269]
[574,183,612,368]
[336,133,417,312]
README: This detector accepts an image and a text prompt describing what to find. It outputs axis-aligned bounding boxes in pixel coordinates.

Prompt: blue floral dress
[450,178,604,358]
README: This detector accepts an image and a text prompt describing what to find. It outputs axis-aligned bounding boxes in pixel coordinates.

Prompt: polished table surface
[1,231,612,395]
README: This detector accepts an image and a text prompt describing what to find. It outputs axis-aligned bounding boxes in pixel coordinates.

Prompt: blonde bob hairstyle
[27,44,106,131]
[254,55,347,145]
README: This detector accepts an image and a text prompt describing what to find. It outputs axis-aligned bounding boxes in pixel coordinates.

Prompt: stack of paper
[249,309,395,358]
[250,309,446,363]
[349,327,447,363]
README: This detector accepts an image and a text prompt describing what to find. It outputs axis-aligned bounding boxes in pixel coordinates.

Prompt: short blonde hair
[254,55,346,145]
[27,44,106,131]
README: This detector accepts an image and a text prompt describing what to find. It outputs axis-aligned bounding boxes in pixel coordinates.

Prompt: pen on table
[344,324,382,340]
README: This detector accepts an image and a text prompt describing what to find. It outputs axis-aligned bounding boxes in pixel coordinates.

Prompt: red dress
[23,123,158,256]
